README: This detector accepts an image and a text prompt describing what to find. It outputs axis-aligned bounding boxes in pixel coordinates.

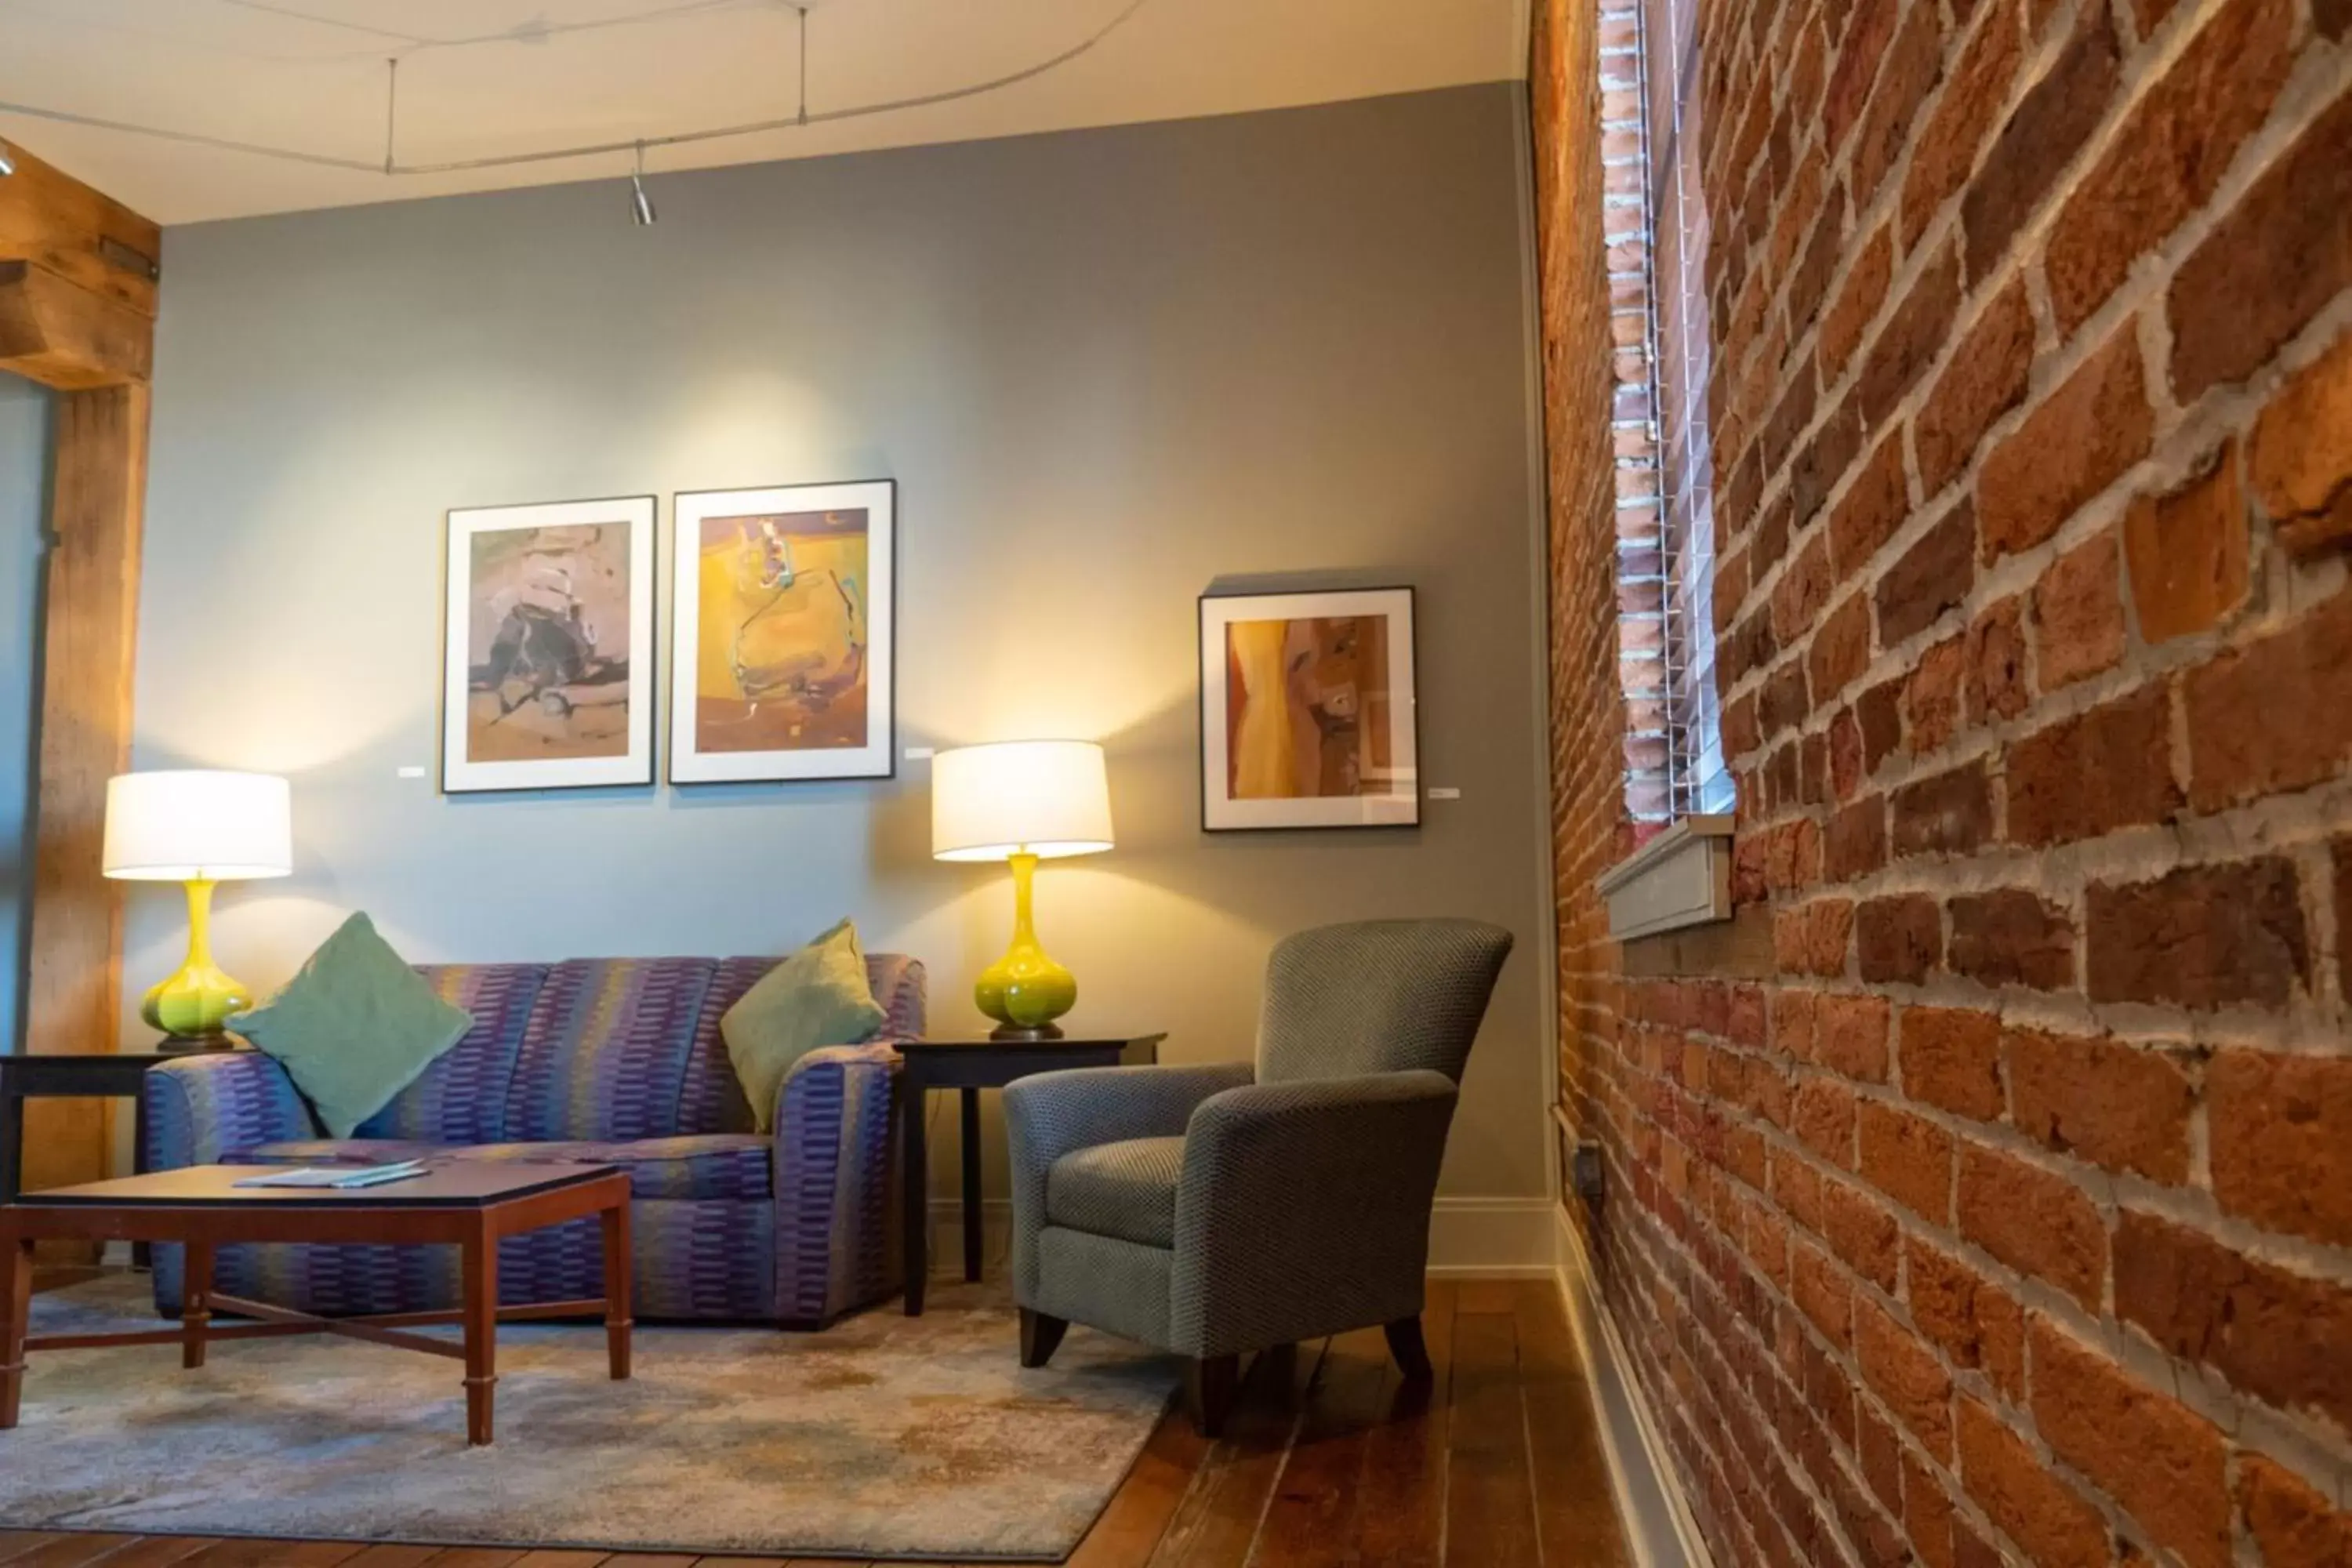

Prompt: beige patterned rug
[2,1275,1178,1562]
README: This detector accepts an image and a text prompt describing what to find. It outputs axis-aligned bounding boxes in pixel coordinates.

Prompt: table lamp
[103,769,293,1041]
[931,740,1113,1040]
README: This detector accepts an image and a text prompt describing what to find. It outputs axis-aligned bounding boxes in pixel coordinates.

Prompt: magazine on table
[232,1160,429,1190]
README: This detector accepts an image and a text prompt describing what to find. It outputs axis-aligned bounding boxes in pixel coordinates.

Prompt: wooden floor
[4,1277,1628,1568]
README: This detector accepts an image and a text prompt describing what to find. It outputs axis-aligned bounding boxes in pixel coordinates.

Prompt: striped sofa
[142,953,923,1329]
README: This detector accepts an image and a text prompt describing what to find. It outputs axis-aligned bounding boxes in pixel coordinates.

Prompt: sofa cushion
[1046,1137,1185,1250]
[721,922,889,1135]
[505,958,719,1142]
[230,1134,774,1203]
[357,963,550,1144]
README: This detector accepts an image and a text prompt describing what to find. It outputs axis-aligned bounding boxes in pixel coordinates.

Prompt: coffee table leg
[1,1222,28,1428]
[601,1198,633,1381]
[463,1218,498,1446]
[182,1241,212,1370]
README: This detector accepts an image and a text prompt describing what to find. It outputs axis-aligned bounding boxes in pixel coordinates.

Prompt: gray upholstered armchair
[1003,917,1513,1434]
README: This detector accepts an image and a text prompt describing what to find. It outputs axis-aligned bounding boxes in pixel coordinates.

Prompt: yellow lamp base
[138,879,252,1040]
[974,852,1077,1039]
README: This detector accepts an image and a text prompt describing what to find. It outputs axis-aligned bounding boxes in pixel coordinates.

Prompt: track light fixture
[630,141,655,226]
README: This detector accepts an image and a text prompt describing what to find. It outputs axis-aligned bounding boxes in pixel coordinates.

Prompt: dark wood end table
[0,1161,633,1446]
[896,1033,1163,1316]
[0,1050,212,1205]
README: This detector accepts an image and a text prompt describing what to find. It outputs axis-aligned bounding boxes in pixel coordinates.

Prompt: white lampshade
[103,770,293,882]
[932,741,1114,863]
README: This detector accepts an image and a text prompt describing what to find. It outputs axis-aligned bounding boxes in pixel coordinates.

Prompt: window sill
[1596,815,1735,940]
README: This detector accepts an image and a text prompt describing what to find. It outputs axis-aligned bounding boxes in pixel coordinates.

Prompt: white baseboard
[1553,1203,1715,1568]
[925,1194,1559,1278]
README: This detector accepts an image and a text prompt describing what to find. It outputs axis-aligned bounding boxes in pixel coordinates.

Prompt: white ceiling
[0,0,1529,225]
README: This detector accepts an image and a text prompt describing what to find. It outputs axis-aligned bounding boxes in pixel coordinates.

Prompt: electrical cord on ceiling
[0,0,1151,179]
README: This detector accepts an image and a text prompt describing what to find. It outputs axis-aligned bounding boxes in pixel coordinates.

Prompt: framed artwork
[669,479,896,783]
[1198,586,1419,831]
[441,495,657,793]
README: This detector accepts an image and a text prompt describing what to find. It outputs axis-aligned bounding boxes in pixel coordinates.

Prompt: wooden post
[1,140,160,1203]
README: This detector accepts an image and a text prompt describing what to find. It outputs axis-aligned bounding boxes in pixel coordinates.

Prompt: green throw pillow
[231,913,474,1138]
[724,920,888,1133]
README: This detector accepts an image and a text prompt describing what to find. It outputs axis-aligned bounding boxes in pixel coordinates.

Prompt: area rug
[1,1275,1178,1562]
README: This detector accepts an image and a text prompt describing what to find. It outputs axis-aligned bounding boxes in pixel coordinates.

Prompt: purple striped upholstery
[357,963,548,1143]
[504,958,717,1142]
[146,950,925,1329]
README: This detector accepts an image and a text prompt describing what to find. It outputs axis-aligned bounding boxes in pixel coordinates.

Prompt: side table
[897,1033,1163,1316]
[0,1050,215,1206]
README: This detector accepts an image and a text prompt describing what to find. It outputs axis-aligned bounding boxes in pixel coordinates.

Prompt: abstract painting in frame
[669,480,896,783]
[441,495,657,793]
[1198,586,1419,831]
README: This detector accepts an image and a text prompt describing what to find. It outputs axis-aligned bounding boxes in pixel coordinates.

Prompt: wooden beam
[0,261,153,388]
[0,142,159,320]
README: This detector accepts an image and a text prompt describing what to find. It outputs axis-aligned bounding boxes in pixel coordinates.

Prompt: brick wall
[1532,0,2352,1563]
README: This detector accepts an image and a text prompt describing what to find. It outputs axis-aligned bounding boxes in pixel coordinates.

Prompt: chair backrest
[1254,918,1514,1085]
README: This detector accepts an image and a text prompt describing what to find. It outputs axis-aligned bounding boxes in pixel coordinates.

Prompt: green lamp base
[138,879,252,1041]
[974,852,1078,1038]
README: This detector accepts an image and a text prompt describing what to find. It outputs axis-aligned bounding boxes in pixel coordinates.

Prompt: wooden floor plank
[1247,1328,1393,1568]
[180,1544,367,1567]
[416,1552,528,1567]
[1514,1282,1633,1568]
[1348,1281,1456,1568]
[0,1537,71,1565]
[8,1539,136,1567]
[340,1548,445,1568]
[1442,1299,1541,1566]
[82,1541,215,1567]
[505,1553,610,1567]
[1062,1399,1211,1568]
[1145,1345,1317,1568]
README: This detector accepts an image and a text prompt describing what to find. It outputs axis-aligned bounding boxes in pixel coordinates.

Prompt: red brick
[1948,887,2076,992]
[1890,760,1993,858]
[1792,1237,1855,1346]
[2006,1028,2193,1181]
[2086,858,2309,1011]
[1916,280,2035,499]
[1794,400,1867,530]
[1964,594,2031,724]
[1856,1296,1955,1461]
[2005,684,2180,846]
[1857,245,1962,431]
[2031,529,2125,688]
[1956,1398,2110,1568]
[1776,898,1855,978]
[1823,798,1886,887]
[2169,89,2352,398]
[2249,329,2352,557]
[2183,586,2352,810]
[1775,1148,1825,1233]
[2323,0,2352,34]
[1858,1101,1953,1221]
[1809,592,1873,700]
[2030,1317,2231,1568]
[1960,3,2122,281]
[2241,1455,2352,1568]
[1904,635,1966,753]
[1824,1177,1900,1290]
[1851,0,1946,209]
[1875,503,1976,646]
[1858,677,1904,771]
[1899,1006,2004,1120]
[1772,989,1817,1063]
[1857,893,1940,983]
[1824,0,1900,154]
[1978,327,2154,561]
[1794,1076,1859,1167]
[2042,0,2296,333]
[2124,440,2250,641]
[2114,1210,2352,1435]
[1905,1447,1961,1568]
[2208,1049,2352,1247]
[1820,227,1893,382]
[1815,994,1892,1083]
[1957,1143,2106,1308]
[1908,1240,2027,1397]
[1830,429,1913,578]
[1903,0,2025,250]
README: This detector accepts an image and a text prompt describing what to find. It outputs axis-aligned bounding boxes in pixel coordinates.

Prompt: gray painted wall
[130,85,1555,1213]
[0,378,48,1054]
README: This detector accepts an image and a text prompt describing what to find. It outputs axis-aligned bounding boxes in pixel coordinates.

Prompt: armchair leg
[1385,1315,1434,1382]
[1019,1308,1069,1369]
[1186,1354,1240,1438]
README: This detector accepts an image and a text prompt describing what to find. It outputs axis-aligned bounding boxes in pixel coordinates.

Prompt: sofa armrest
[770,1040,902,1323]
[1003,1062,1255,1301]
[144,1051,318,1171]
[1169,1070,1459,1356]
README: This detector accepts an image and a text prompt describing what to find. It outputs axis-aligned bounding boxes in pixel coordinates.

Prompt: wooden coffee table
[0,1162,633,1446]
